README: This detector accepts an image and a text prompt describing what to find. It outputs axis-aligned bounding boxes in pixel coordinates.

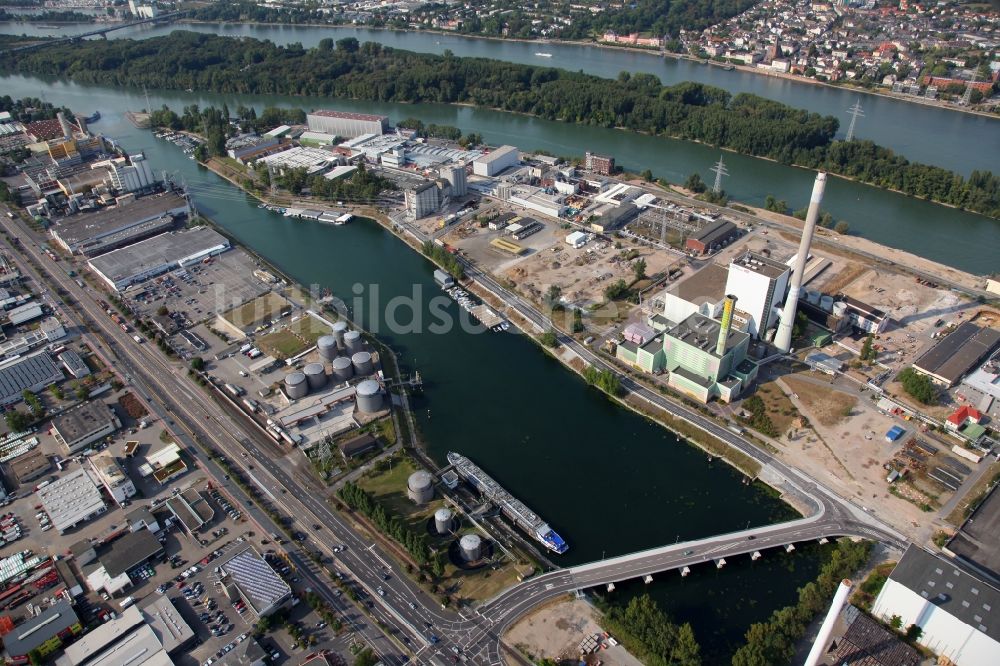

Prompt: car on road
[683,549,694,555]
[747,535,756,540]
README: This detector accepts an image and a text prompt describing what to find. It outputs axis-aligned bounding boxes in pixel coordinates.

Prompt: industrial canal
[0,78,842,660]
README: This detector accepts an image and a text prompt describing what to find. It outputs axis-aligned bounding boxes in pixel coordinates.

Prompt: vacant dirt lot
[505,597,644,666]
[783,375,857,427]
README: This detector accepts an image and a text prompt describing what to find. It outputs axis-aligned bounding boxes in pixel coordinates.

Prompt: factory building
[872,545,1000,666]
[473,145,519,177]
[913,322,1000,387]
[218,547,292,618]
[306,110,388,138]
[50,191,190,256]
[89,451,136,506]
[88,226,230,291]
[50,400,121,455]
[725,250,790,338]
[838,295,890,334]
[584,151,615,176]
[405,181,439,219]
[101,153,157,194]
[440,164,467,197]
[684,219,739,255]
[37,468,108,533]
[0,352,65,407]
[617,298,757,403]
[2,599,82,662]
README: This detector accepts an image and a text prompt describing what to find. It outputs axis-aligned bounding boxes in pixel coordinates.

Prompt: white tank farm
[355,379,382,413]
[460,534,482,562]
[832,301,848,318]
[317,335,338,362]
[407,470,434,504]
[344,329,363,354]
[303,362,327,390]
[434,507,454,534]
[351,351,373,376]
[332,321,349,349]
[331,356,354,382]
[284,371,308,399]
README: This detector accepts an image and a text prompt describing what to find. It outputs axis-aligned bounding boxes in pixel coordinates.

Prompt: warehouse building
[725,250,790,338]
[37,467,107,533]
[872,545,1000,666]
[473,145,519,177]
[55,601,190,666]
[219,547,292,618]
[945,484,1000,586]
[0,352,64,407]
[8,449,51,485]
[165,488,214,536]
[2,599,83,662]
[88,227,230,291]
[89,451,136,505]
[50,191,189,256]
[59,349,91,379]
[50,400,121,455]
[306,109,388,138]
[913,322,1000,387]
[684,219,739,255]
[255,146,339,175]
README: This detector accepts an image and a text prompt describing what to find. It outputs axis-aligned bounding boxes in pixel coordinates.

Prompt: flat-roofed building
[89,451,136,505]
[57,606,145,666]
[54,599,186,666]
[88,226,230,291]
[913,322,1000,387]
[165,488,213,536]
[339,433,378,460]
[473,145,519,177]
[8,449,51,485]
[2,599,82,662]
[218,547,292,618]
[59,349,91,379]
[125,505,160,534]
[37,467,107,533]
[137,442,187,485]
[0,352,64,406]
[50,191,189,256]
[584,151,615,176]
[725,250,790,338]
[306,109,388,138]
[404,181,439,219]
[50,399,121,455]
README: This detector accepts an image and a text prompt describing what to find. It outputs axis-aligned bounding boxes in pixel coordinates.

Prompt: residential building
[50,400,121,455]
[872,545,1000,666]
[306,110,388,138]
[584,151,615,175]
[725,250,790,338]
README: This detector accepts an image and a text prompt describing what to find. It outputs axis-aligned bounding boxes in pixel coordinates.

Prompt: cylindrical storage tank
[332,321,348,349]
[351,351,373,376]
[344,329,363,354]
[460,534,482,562]
[317,335,338,362]
[407,470,434,504]
[303,362,326,391]
[284,371,308,400]
[331,356,354,382]
[820,295,834,312]
[434,508,454,535]
[832,301,848,318]
[805,290,821,305]
[356,379,383,414]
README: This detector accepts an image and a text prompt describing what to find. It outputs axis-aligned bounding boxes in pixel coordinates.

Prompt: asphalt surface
[3,206,911,665]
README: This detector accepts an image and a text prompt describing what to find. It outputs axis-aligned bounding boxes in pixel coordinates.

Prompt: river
[3,77,830,660]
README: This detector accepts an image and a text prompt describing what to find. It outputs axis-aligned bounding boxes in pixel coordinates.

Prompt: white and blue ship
[447,452,568,554]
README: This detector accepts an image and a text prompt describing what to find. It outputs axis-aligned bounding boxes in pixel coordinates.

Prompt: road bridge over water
[5,12,186,52]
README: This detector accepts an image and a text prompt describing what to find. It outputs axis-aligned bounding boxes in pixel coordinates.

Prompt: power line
[710,156,728,195]
[845,98,864,141]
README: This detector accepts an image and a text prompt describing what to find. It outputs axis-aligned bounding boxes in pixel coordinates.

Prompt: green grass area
[257,313,332,359]
[222,291,290,330]
[357,455,442,533]
[441,559,524,605]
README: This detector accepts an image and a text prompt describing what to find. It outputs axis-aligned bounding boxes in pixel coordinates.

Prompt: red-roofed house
[945,405,983,431]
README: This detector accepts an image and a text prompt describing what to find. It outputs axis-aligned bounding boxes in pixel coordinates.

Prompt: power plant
[716,295,737,356]
[803,579,853,666]
[774,172,827,353]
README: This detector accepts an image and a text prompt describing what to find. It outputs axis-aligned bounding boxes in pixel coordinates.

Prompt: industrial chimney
[774,172,827,352]
[57,112,73,139]
[803,579,853,666]
[716,294,738,356]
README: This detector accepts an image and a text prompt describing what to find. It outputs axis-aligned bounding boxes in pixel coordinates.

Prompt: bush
[897,368,938,405]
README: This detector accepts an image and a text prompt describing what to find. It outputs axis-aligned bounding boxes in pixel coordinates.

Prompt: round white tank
[434,508,454,534]
[284,371,308,399]
[331,356,354,382]
[317,335,338,362]
[820,295,835,312]
[460,534,482,562]
[332,321,349,349]
[351,351,373,376]
[832,301,848,318]
[356,379,382,414]
[407,470,434,504]
[344,329,363,354]
[303,362,326,391]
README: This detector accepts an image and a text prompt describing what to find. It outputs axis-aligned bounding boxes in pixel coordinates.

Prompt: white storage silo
[317,335,338,362]
[331,356,354,382]
[344,329,363,354]
[356,379,383,413]
[832,301,848,318]
[332,321,349,349]
[303,362,327,391]
[434,508,454,535]
[284,371,308,399]
[460,534,482,562]
[407,470,434,504]
[351,351,373,376]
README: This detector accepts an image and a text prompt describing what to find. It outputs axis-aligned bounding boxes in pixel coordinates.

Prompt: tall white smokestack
[774,172,826,352]
[803,578,852,666]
